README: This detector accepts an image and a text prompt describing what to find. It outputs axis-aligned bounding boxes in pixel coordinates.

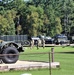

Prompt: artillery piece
[0,40,24,64]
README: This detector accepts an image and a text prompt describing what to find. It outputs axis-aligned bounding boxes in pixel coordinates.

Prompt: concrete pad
[0,60,60,71]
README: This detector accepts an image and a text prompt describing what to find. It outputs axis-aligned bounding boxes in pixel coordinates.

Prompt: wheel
[24,40,30,46]
[2,47,19,63]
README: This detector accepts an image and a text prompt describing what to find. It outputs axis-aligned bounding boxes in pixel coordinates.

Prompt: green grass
[0,69,50,75]
[0,46,74,75]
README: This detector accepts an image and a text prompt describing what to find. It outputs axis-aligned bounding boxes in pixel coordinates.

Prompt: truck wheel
[2,47,19,63]
[24,40,30,46]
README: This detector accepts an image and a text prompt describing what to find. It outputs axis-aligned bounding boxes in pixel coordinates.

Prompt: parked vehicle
[53,34,69,45]
[71,36,74,43]
[44,36,54,44]
[0,35,30,46]
[0,40,24,63]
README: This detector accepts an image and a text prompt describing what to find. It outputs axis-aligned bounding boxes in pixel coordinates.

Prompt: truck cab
[0,40,24,64]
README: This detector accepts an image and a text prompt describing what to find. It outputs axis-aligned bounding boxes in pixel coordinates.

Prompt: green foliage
[0,9,16,35]
[4,10,16,35]
[0,0,74,36]
[0,15,9,35]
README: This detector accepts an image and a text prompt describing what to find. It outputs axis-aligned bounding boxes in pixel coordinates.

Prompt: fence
[0,48,74,75]
[19,51,52,75]
[0,49,54,75]
[19,48,74,75]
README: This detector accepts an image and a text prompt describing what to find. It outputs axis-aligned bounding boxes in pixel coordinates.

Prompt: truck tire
[24,40,30,46]
[2,47,19,63]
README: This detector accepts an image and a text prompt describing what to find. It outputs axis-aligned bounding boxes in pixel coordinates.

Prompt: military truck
[0,40,24,64]
[54,34,69,45]
[0,35,30,46]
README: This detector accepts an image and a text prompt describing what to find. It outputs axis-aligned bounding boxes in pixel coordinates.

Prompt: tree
[0,15,9,35]
[4,10,16,35]
[0,6,5,15]
[0,9,16,35]
[43,0,62,36]
[60,0,74,35]
[21,5,44,36]
[0,0,74,37]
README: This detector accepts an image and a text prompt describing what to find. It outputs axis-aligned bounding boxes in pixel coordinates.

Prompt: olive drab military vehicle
[0,40,24,64]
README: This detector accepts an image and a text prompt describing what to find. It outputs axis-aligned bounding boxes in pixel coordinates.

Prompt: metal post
[51,48,54,62]
[49,52,51,75]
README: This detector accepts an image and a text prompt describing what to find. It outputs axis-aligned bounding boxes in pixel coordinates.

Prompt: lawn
[0,46,74,75]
